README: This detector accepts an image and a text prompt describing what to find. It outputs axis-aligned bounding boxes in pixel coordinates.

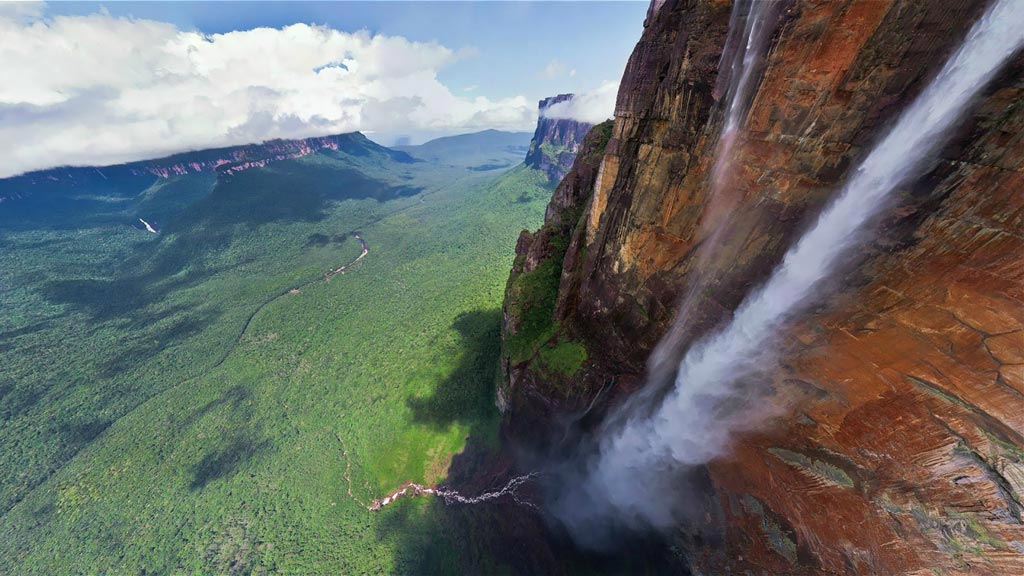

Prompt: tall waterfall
[644,0,782,404]
[557,0,1024,541]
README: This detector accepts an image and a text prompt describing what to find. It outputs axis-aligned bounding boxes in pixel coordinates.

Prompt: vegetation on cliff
[501,120,612,397]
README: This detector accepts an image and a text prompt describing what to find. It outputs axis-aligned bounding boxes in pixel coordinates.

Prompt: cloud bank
[540,81,617,124]
[0,9,538,177]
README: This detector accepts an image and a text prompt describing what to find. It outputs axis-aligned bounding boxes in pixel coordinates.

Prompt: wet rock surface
[500,0,1024,573]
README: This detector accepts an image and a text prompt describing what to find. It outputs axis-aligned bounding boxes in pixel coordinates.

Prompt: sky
[0,1,648,177]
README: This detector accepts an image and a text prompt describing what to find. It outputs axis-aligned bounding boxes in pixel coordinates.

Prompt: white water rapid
[369,473,539,511]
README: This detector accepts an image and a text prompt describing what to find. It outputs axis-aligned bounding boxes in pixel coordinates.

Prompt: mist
[548,0,1024,547]
[539,81,618,124]
[637,0,783,427]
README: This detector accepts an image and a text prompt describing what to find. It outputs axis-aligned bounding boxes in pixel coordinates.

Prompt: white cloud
[540,81,618,124]
[463,84,479,92]
[0,9,536,177]
[541,59,566,79]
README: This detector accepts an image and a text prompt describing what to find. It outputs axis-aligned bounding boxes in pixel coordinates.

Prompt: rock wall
[525,94,594,183]
[501,0,1024,573]
[500,121,612,435]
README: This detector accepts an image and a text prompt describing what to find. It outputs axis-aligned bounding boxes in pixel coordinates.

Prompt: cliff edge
[501,1,1024,573]
[524,94,594,183]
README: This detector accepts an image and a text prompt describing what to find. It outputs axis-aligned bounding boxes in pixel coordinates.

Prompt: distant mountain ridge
[0,132,415,205]
[524,94,592,182]
[395,129,532,170]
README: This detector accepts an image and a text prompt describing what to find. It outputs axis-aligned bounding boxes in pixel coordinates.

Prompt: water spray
[644,0,783,405]
[557,0,1024,542]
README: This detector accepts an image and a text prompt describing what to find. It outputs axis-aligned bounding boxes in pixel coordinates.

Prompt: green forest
[0,135,552,574]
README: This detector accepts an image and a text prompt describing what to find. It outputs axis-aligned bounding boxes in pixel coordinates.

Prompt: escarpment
[500,0,1024,573]
[524,94,594,183]
[0,132,410,204]
[500,120,612,433]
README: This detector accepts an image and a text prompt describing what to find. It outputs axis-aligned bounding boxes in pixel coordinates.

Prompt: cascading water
[555,0,1024,543]
[713,0,779,176]
[369,473,539,511]
[369,2,783,519]
[644,0,782,398]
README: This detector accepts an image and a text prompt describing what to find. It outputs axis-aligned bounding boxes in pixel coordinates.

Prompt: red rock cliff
[501,0,1024,573]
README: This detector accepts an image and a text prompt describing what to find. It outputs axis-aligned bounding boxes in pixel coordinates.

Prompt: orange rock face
[722,162,1024,574]
[502,0,1024,573]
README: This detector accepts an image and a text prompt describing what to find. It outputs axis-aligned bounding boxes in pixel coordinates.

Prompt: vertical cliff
[501,0,1024,573]
[500,121,611,421]
[524,94,594,183]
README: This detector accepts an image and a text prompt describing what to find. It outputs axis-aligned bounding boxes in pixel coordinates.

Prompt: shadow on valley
[304,232,351,248]
[0,380,44,422]
[54,417,113,451]
[387,309,688,574]
[36,156,423,327]
[39,270,223,378]
[381,476,690,575]
[190,434,270,490]
[380,307,535,573]
[2,156,409,514]
[406,309,503,443]
[173,384,251,430]
[191,159,423,229]
[181,385,271,491]
[35,163,404,324]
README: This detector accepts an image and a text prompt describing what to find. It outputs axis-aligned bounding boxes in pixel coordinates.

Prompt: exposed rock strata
[524,94,594,183]
[501,0,1024,573]
[500,121,612,432]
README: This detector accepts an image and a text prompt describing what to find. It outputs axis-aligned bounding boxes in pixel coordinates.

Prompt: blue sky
[0,1,646,176]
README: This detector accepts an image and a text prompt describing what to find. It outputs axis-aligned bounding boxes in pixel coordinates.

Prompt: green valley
[0,134,553,574]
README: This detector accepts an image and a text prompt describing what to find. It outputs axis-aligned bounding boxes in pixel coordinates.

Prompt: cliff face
[524,94,593,182]
[501,0,1024,573]
[500,120,611,422]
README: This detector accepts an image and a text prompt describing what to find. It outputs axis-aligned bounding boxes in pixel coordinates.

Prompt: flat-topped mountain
[500,1,1024,574]
[0,132,415,206]
[524,94,592,183]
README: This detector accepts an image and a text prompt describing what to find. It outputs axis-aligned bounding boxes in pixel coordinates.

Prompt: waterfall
[644,0,783,407]
[558,0,1024,541]
[718,0,779,139]
[138,217,158,234]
